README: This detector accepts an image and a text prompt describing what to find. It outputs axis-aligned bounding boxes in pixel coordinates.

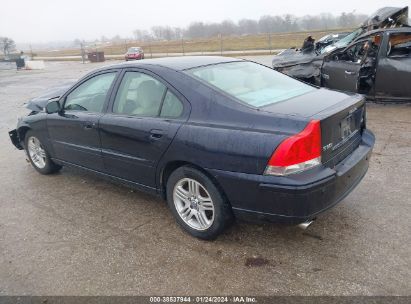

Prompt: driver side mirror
[46,100,61,114]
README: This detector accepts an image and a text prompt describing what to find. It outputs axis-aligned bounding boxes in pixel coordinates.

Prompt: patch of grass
[34,28,353,58]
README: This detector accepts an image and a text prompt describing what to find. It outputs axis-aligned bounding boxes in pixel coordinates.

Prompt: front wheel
[166,166,233,240]
[25,131,62,174]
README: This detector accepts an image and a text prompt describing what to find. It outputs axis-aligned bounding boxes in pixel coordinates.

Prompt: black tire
[166,166,233,240]
[24,130,62,175]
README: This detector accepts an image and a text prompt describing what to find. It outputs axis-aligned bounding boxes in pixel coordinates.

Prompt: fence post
[181,38,185,56]
[268,33,272,54]
[219,34,223,56]
[149,41,152,59]
[80,42,85,64]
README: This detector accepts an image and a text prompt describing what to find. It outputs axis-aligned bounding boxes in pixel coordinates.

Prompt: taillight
[264,120,322,176]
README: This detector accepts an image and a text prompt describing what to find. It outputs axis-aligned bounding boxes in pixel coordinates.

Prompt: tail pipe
[297,219,315,230]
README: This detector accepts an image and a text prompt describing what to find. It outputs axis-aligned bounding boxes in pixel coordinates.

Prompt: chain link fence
[34,28,350,61]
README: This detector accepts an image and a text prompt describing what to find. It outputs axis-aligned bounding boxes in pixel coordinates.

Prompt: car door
[374,31,411,101]
[321,41,369,92]
[47,71,118,171]
[99,69,188,189]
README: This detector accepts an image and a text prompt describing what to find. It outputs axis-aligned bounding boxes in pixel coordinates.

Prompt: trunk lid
[262,87,366,168]
[315,98,365,167]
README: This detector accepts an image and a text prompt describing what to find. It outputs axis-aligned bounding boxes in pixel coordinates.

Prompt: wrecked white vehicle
[272,6,409,87]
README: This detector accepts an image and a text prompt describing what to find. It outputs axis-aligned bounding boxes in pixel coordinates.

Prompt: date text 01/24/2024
[149,296,257,303]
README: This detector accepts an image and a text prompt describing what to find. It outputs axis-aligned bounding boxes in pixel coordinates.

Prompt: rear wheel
[25,131,61,174]
[166,166,233,240]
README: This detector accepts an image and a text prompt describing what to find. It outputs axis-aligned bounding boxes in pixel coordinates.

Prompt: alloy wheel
[27,136,46,169]
[173,178,215,231]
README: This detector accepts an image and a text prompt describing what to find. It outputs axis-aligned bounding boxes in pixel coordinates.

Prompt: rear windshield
[185,61,314,107]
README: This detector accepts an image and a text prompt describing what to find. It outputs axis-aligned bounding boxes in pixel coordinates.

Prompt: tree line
[131,12,368,41]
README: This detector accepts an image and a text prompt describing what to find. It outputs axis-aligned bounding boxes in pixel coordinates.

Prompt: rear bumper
[208,129,375,224]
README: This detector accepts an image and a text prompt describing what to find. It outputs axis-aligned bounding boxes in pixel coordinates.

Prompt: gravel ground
[0,58,410,296]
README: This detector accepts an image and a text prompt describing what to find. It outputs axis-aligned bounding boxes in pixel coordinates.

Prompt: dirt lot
[0,59,410,296]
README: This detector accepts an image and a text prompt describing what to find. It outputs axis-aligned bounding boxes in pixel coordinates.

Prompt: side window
[160,90,184,118]
[113,71,166,116]
[64,72,116,112]
[344,41,369,63]
[387,33,411,58]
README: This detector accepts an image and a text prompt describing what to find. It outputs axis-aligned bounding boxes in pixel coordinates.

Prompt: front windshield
[186,61,315,107]
[127,48,140,53]
[321,28,363,54]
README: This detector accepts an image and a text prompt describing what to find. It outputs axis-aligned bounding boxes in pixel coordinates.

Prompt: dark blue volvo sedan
[9,56,375,239]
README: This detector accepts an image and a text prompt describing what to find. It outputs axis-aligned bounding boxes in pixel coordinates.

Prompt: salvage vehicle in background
[125,47,144,60]
[321,28,411,102]
[272,6,409,85]
[9,56,375,239]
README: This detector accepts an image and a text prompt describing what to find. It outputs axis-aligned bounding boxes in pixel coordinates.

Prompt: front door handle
[345,70,356,75]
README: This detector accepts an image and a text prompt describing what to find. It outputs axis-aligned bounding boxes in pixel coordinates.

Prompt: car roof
[357,26,411,39]
[103,56,243,71]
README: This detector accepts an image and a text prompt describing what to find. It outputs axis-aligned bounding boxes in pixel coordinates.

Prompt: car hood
[272,49,325,68]
[25,81,75,111]
[362,6,408,28]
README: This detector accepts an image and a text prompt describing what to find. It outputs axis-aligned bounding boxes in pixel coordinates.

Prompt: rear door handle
[83,122,96,130]
[345,70,356,75]
[150,129,164,140]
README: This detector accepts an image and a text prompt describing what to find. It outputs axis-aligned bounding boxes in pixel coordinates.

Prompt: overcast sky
[1,0,410,42]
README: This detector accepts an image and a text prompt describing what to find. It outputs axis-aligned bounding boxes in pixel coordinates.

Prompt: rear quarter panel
[154,68,309,177]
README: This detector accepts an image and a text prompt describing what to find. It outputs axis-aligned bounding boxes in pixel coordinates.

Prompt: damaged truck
[272,6,410,102]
